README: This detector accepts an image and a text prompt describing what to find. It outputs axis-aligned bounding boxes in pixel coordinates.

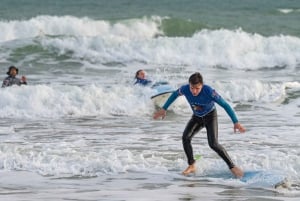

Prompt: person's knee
[208,142,221,151]
[182,134,191,144]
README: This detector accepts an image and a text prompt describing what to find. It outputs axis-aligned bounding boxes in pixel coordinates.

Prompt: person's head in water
[2,65,27,88]
[135,69,146,80]
[189,72,203,96]
[7,66,19,77]
[134,69,152,86]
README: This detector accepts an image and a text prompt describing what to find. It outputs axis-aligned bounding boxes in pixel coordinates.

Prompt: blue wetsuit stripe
[162,91,179,110]
[215,97,238,123]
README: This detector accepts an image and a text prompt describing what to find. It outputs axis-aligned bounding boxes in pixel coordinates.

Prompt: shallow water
[1,0,300,200]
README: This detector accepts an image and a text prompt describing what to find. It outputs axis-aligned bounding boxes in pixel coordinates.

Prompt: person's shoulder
[3,76,10,81]
[203,84,214,91]
[179,84,189,90]
[144,79,152,85]
[202,84,222,99]
[178,84,189,94]
[135,78,151,86]
[202,84,215,95]
[181,83,189,88]
[141,79,151,85]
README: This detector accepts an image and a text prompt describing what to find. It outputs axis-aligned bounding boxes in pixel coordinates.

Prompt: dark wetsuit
[2,76,27,88]
[162,84,238,169]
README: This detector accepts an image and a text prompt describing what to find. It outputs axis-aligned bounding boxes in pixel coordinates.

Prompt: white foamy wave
[191,29,300,69]
[38,28,300,70]
[1,135,298,180]
[0,80,296,119]
[213,80,300,104]
[278,8,300,14]
[0,142,171,177]
[1,16,299,70]
[0,15,162,43]
[0,84,157,119]
[285,81,300,89]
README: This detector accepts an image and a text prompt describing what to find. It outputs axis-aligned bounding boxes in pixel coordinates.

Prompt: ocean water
[0,0,300,200]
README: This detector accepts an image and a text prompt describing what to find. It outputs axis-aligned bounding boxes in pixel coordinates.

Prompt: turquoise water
[1,0,300,37]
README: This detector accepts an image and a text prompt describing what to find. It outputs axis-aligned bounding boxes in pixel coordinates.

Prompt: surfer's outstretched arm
[215,97,246,133]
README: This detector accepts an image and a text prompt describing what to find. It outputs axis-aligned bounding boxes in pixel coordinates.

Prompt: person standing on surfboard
[2,66,27,88]
[134,69,152,86]
[153,72,246,178]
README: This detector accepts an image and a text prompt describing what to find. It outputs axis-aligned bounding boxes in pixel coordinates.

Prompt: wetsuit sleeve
[162,91,179,110]
[2,79,9,88]
[215,97,238,124]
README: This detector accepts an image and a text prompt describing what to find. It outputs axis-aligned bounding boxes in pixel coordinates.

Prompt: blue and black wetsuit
[134,78,152,86]
[162,84,238,169]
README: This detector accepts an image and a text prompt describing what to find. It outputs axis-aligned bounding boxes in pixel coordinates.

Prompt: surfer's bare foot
[182,163,196,175]
[230,166,244,178]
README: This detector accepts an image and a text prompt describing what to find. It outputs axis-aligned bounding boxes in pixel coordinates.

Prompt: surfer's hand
[234,123,246,133]
[153,109,166,120]
[21,76,26,82]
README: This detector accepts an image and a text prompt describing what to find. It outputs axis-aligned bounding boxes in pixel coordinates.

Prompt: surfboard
[150,82,175,107]
[240,170,287,189]
[205,170,287,189]
[151,91,173,107]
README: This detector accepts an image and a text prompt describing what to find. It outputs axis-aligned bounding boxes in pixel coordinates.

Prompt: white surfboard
[151,82,175,107]
[151,91,173,108]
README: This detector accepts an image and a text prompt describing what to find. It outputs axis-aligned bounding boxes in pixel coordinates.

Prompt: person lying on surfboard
[2,66,27,88]
[153,72,246,178]
[134,69,152,86]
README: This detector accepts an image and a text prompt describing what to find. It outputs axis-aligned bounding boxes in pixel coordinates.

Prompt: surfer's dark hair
[135,69,143,79]
[189,72,203,85]
[7,66,19,75]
